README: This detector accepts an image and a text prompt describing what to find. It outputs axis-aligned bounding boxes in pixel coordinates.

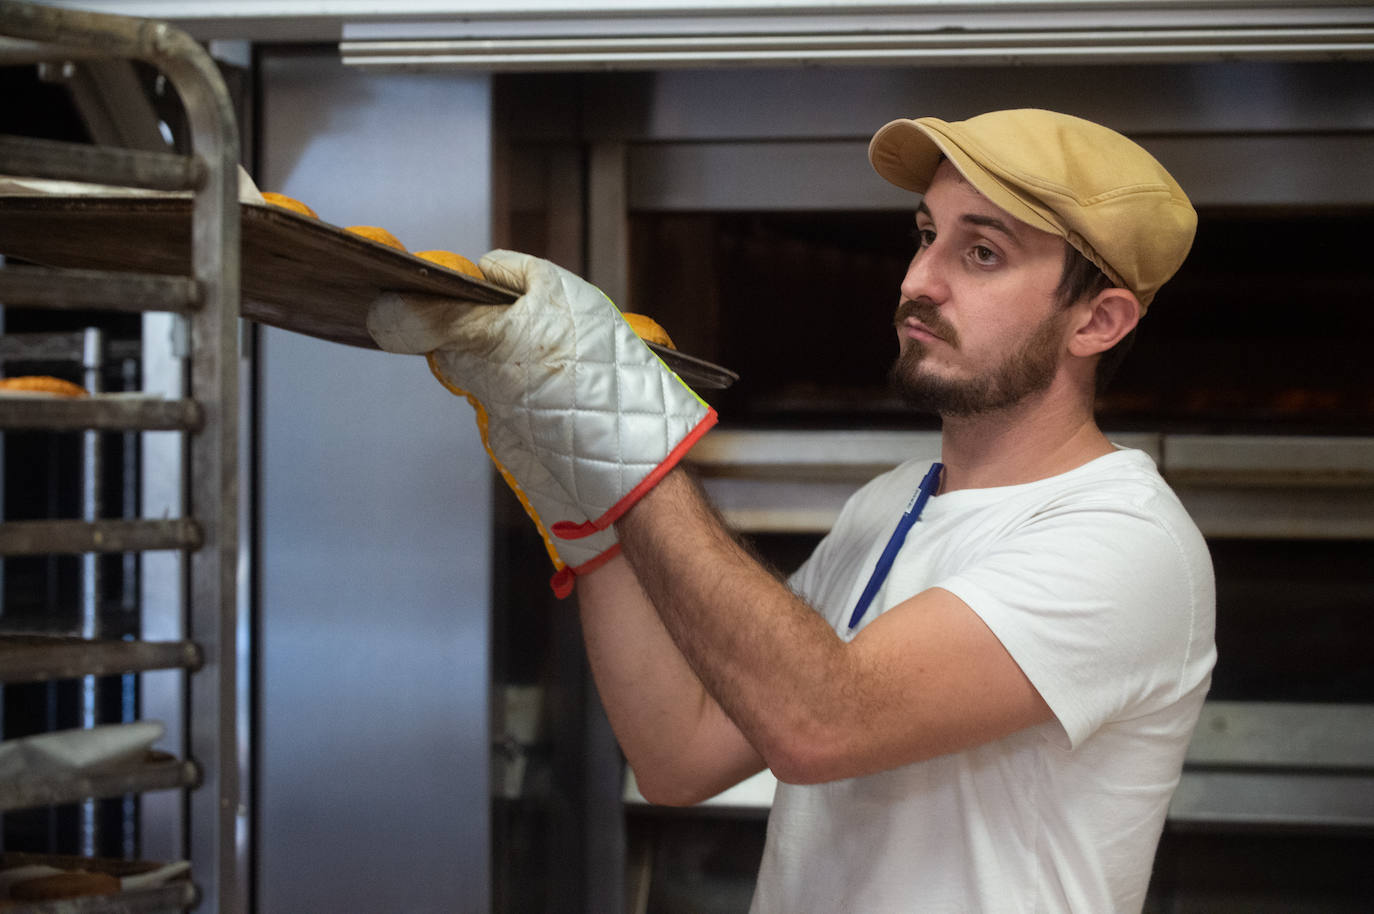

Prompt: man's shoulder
[1028,448,1180,513]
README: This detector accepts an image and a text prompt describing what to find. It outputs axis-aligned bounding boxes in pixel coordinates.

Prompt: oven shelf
[0,519,202,556]
[2,852,196,913]
[0,395,202,431]
[689,429,1374,538]
[626,702,1374,830]
[0,635,202,684]
[5,881,197,914]
[0,754,200,813]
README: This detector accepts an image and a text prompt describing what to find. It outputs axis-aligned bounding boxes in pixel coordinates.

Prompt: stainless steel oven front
[490,59,1374,913]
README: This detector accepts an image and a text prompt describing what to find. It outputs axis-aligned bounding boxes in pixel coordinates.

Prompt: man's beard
[888,299,1066,417]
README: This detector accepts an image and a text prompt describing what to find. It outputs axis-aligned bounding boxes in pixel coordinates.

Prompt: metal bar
[0,134,203,191]
[347,43,1374,71]
[0,755,200,812]
[0,266,201,313]
[587,142,628,309]
[78,327,103,857]
[0,329,85,362]
[341,27,1374,70]
[628,766,1374,831]
[1169,770,1374,830]
[35,0,1374,21]
[345,27,1374,58]
[1164,434,1374,487]
[0,518,202,556]
[25,0,1374,45]
[136,320,188,866]
[584,140,628,914]
[0,882,201,913]
[1176,486,1374,540]
[686,429,1164,475]
[0,396,201,431]
[45,57,173,152]
[0,636,203,683]
[688,429,943,479]
[144,10,245,910]
[1188,702,1374,772]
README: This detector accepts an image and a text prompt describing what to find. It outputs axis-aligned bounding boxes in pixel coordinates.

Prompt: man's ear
[1068,288,1140,357]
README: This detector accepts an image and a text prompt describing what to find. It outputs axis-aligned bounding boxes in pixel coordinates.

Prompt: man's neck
[936,380,1113,493]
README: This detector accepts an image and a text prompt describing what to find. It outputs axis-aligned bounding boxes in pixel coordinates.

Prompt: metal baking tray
[0,195,738,389]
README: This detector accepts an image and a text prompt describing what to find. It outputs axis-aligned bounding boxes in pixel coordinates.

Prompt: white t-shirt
[750,448,1216,914]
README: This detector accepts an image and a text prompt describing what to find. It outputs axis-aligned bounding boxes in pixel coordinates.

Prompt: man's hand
[368,250,716,594]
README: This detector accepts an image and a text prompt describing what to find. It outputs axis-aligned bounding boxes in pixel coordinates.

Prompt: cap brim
[868,119,944,194]
[869,117,1062,238]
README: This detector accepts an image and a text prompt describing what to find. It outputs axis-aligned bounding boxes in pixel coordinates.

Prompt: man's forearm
[577,554,764,805]
[615,468,851,778]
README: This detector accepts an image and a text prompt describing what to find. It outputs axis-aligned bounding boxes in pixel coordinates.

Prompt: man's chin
[888,360,955,414]
[887,359,1016,418]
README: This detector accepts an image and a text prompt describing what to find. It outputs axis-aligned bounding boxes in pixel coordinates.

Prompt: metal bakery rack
[0,4,739,910]
[0,0,239,910]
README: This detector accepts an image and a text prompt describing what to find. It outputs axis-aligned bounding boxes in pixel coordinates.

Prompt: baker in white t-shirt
[377,108,1217,912]
[760,448,1214,911]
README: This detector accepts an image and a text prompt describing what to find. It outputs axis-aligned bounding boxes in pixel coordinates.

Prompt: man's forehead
[918,161,1054,244]
[922,160,1005,217]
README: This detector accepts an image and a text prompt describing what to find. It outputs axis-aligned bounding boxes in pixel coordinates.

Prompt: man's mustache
[894,298,959,348]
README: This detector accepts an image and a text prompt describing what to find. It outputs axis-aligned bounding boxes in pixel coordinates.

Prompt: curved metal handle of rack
[0,2,244,910]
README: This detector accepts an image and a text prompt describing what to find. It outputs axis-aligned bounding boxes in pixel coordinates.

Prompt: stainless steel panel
[257,50,493,914]
[627,133,1374,211]
[32,1,1374,44]
[573,63,1374,142]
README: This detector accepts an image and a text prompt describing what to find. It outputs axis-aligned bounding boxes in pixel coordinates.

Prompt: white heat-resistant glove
[422,364,623,597]
[367,250,716,596]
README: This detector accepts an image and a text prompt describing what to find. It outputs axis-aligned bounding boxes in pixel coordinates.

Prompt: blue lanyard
[846,461,944,632]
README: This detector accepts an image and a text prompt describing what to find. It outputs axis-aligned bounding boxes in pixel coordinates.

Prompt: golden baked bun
[415,249,484,279]
[0,376,89,397]
[346,225,406,251]
[261,191,318,218]
[622,312,676,349]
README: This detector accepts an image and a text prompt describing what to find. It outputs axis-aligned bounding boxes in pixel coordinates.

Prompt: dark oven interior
[631,207,1374,436]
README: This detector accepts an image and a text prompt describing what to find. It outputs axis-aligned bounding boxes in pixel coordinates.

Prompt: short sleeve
[937,494,1211,748]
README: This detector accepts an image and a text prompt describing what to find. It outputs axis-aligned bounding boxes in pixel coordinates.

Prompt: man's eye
[911,227,936,249]
[971,245,998,264]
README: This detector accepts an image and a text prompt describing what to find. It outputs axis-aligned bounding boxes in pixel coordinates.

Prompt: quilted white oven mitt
[367,249,716,596]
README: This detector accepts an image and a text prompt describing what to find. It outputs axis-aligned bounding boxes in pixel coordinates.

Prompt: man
[370,108,1216,912]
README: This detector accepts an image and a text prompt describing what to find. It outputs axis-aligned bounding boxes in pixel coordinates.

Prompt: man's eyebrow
[961,212,1019,240]
[915,202,1020,243]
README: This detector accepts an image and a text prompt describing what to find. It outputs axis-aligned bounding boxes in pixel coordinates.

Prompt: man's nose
[899,247,949,305]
